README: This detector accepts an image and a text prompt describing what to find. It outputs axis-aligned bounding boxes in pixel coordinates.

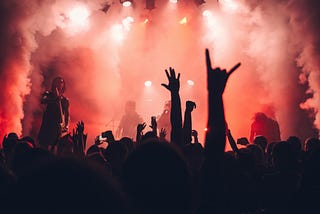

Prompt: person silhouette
[116,101,143,139]
[38,77,69,151]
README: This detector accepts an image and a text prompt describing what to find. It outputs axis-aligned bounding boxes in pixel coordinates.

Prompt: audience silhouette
[1,49,320,214]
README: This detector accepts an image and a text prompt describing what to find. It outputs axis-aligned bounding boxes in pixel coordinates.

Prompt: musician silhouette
[38,77,70,150]
[249,112,281,144]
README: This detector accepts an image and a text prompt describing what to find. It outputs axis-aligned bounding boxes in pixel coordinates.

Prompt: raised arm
[183,101,196,145]
[161,67,183,146]
[136,123,146,145]
[62,97,70,131]
[205,49,241,159]
[227,129,240,155]
[73,121,86,157]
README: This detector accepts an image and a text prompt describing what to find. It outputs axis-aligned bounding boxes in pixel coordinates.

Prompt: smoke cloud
[0,0,319,146]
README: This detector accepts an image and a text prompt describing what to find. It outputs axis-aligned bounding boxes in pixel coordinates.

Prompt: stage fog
[0,0,319,146]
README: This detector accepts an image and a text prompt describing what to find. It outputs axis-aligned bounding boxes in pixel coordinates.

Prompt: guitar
[56,87,68,135]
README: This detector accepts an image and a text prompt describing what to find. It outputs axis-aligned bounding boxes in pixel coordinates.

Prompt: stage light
[179,17,187,25]
[219,0,239,11]
[110,24,124,42]
[146,0,155,10]
[69,5,90,24]
[122,16,134,24]
[202,10,212,17]
[204,127,208,132]
[144,80,152,87]
[122,16,134,30]
[143,18,149,24]
[63,5,90,35]
[187,80,194,86]
[169,0,178,4]
[121,0,132,7]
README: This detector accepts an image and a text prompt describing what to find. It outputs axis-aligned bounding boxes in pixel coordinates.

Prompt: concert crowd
[1,49,320,214]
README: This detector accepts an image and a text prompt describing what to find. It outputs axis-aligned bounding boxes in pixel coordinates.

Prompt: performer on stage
[157,100,171,138]
[38,77,69,150]
[249,112,281,144]
[116,101,143,139]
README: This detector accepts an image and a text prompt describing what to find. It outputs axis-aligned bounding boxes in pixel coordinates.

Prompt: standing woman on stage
[38,77,70,150]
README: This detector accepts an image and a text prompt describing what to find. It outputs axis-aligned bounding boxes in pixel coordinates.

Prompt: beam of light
[170,0,178,3]
[68,5,90,26]
[122,16,134,31]
[60,5,90,35]
[110,24,125,42]
[179,17,188,25]
[219,0,240,11]
[109,16,134,43]
[187,80,194,86]
[144,80,152,87]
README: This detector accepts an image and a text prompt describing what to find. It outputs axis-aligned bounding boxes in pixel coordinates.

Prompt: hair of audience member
[86,144,111,174]
[119,137,134,153]
[253,135,268,152]
[246,144,265,167]
[140,131,158,144]
[272,141,297,171]
[56,134,74,156]
[122,141,192,214]
[103,141,129,177]
[19,136,35,148]
[9,157,129,214]
[237,148,256,172]
[304,137,320,153]
[182,143,204,176]
[2,134,19,166]
[287,136,303,160]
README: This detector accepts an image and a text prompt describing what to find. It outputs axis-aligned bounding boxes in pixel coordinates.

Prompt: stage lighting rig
[120,0,133,7]
[146,0,155,10]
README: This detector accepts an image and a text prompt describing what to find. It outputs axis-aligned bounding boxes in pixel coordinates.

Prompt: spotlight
[194,0,205,6]
[202,10,212,17]
[146,0,155,10]
[187,80,194,86]
[144,80,152,87]
[120,0,132,7]
[179,17,187,25]
[169,0,178,3]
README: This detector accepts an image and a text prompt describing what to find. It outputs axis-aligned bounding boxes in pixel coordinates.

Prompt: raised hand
[206,49,241,95]
[191,130,198,138]
[159,128,167,141]
[192,130,199,144]
[186,101,196,112]
[149,116,158,136]
[137,123,146,134]
[76,121,84,134]
[149,116,157,129]
[161,67,180,93]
